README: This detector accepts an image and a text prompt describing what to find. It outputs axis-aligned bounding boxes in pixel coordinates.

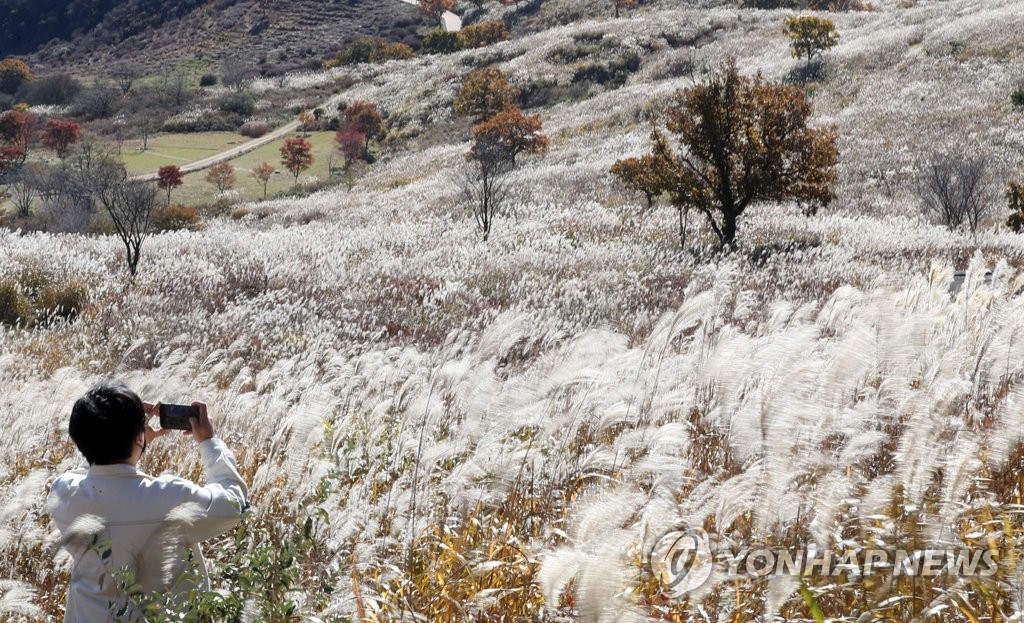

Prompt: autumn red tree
[205,162,236,193]
[454,67,520,122]
[0,146,24,176]
[335,126,365,169]
[157,165,185,204]
[419,0,456,23]
[280,137,314,182]
[343,101,384,149]
[470,108,548,166]
[0,110,35,157]
[40,118,81,159]
[251,161,275,199]
[619,59,838,249]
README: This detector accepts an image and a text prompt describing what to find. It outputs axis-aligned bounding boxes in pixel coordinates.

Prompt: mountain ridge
[4,0,433,76]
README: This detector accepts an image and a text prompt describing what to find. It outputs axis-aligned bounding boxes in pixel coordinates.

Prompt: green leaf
[799,579,826,623]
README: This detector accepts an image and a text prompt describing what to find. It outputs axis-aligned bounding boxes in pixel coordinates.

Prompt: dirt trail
[130,119,300,182]
[129,0,461,182]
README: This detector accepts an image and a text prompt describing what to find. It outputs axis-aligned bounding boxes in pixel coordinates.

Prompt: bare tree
[918,154,995,234]
[113,116,127,155]
[160,68,190,109]
[61,142,152,270]
[461,136,513,242]
[139,116,156,151]
[75,86,119,120]
[221,59,255,93]
[108,180,159,276]
[112,64,140,96]
[30,164,91,233]
[9,172,34,217]
[29,163,69,205]
[40,140,130,234]
[65,140,126,214]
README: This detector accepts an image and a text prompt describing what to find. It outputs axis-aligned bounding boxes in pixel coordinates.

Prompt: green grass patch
[118,132,250,173]
[1,131,344,217]
[148,131,344,206]
[134,59,217,91]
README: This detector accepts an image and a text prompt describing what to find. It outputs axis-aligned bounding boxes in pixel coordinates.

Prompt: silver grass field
[3,0,1024,620]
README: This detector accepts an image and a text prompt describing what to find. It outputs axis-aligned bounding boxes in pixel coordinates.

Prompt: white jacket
[48,438,249,623]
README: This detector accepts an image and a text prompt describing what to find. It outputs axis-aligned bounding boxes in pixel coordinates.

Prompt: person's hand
[187,401,215,443]
[143,401,171,444]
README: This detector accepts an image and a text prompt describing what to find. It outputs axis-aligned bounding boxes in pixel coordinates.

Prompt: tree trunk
[125,240,139,276]
[678,206,689,250]
[721,212,737,250]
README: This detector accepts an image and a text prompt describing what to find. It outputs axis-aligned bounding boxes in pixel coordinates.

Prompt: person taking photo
[48,381,248,622]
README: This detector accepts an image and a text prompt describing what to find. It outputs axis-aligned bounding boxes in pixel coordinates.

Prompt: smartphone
[159,403,199,431]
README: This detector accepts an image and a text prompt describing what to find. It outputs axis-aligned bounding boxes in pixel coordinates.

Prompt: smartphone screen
[159,403,198,430]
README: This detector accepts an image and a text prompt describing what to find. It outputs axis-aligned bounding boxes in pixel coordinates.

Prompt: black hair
[69,381,146,465]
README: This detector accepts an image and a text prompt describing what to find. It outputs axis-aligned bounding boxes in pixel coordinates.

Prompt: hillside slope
[13,0,433,75]
[4,0,1024,621]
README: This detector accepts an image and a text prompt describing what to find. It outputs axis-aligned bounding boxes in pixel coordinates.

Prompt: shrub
[334,37,415,66]
[423,30,464,55]
[458,47,525,69]
[199,73,218,87]
[1012,87,1024,107]
[377,41,416,62]
[73,86,119,120]
[743,0,872,8]
[35,281,88,325]
[0,280,31,327]
[0,270,88,328]
[547,39,601,65]
[151,205,202,231]
[459,21,511,49]
[240,120,271,138]
[15,73,81,106]
[0,57,32,94]
[218,92,257,116]
[740,0,799,7]
[87,212,118,235]
[162,112,240,133]
[571,53,641,87]
[813,0,875,9]
[1007,182,1024,232]
[517,78,590,108]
